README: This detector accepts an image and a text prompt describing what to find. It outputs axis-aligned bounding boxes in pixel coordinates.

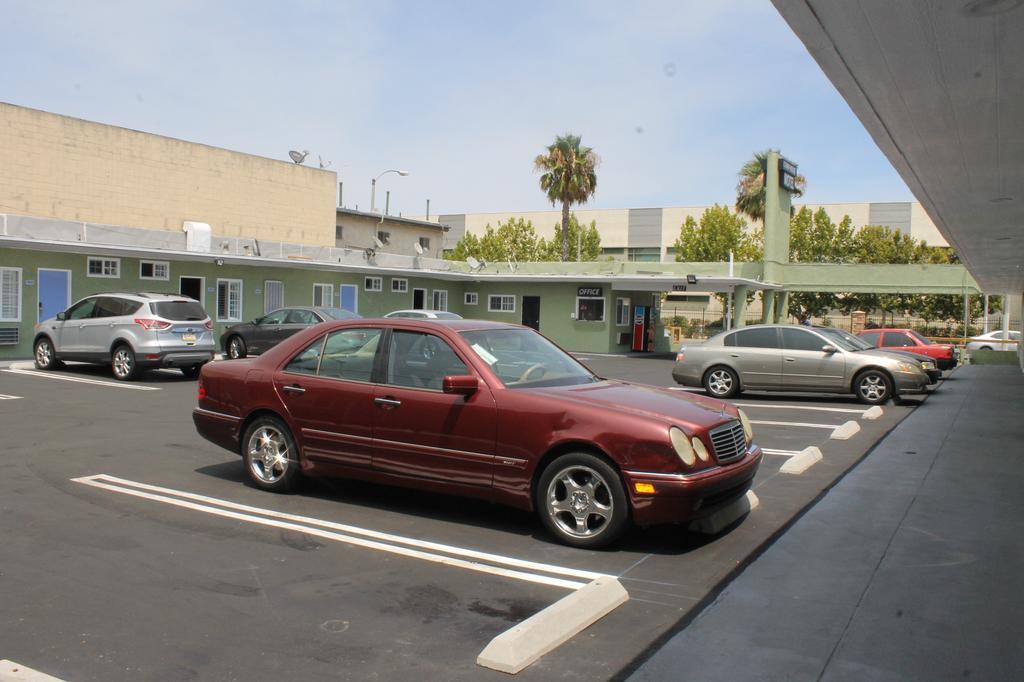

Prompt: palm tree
[735,149,806,223]
[534,134,599,261]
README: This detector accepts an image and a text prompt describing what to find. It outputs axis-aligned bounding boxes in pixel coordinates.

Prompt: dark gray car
[221,307,360,359]
[672,324,931,405]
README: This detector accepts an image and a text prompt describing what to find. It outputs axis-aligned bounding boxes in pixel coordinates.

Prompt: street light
[370,169,409,213]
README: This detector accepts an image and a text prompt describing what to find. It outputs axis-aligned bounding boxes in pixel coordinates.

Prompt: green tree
[786,208,856,321]
[735,149,806,222]
[673,205,762,262]
[444,217,542,262]
[537,214,602,261]
[534,134,599,261]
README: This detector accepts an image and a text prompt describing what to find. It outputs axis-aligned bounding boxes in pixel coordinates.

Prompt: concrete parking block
[0,660,65,682]
[477,576,629,674]
[780,446,823,475]
[862,406,883,420]
[830,420,861,440]
[689,490,759,535]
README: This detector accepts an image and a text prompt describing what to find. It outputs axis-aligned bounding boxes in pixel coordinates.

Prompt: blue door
[38,269,70,322]
[340,284,358,314]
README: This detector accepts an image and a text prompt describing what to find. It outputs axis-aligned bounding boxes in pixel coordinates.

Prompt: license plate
[181,333,197,343]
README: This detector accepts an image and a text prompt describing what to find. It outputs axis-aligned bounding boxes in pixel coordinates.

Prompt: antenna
[318,155,331,169]
[414,242,425,255]
[288,149,309,164]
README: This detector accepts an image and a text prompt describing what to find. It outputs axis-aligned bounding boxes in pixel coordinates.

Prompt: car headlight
[922,361,935,369]
[738,409,753,442]
[670,427,696,466]
[896,361,917,373]
[691,436,709,462]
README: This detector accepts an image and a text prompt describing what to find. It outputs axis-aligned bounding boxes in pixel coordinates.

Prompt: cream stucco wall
[0,102,337,246]
[335,212,446,259]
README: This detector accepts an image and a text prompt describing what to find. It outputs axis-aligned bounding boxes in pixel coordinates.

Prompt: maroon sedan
[193,319,762,548]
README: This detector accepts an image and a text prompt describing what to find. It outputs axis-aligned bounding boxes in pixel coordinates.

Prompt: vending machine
[631,305,651,352]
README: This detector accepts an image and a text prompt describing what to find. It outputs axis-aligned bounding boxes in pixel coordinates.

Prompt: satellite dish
[374,237,385,249]
[414,242,425,255]
[288,149,309,164]
[466,256,480,270]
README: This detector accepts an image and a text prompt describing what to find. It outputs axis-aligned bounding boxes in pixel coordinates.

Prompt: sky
[2,0,914,217]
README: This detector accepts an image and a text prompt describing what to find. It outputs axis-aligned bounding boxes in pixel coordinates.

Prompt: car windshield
[460,328,599,389]
[908,330,933,345]
[151,300,208,321]
[431,311,463,319]
[320,307,361,320]
[816,327,869,351]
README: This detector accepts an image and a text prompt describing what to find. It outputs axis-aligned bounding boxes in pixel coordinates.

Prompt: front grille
[709,420,747,464]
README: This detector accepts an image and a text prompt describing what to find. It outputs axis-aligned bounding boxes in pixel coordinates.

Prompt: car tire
[703,365,740,399]
[242,415,301,493]
[34,337,63,370]
[111,344,141,381]
[181,364,203,379]
[978,346,991,351]
[227,335,247,359]
[536,452,629,549]
[854,369,892,405]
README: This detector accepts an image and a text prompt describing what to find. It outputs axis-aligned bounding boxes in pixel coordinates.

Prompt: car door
[372,329,497,491]
[57,297,99,355]
[250,309,290,353]
[725,327,784,389]
[273,327,384,469]
[781,328,846,390]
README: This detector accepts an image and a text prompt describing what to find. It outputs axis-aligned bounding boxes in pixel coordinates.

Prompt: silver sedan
[672,324,931,405]
[965,330,1020,352]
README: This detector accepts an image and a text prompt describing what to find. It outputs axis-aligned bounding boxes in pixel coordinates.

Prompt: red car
[858,328,956,370]
[193,319,762,548]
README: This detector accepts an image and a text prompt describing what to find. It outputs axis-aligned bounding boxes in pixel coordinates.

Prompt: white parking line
[2,368,160,391]
[667,386,703,392]
[0,393,23,400]
[72,474,608,590]
[761,448,802,456]
[734,403,867,415]
[749,419,838,430]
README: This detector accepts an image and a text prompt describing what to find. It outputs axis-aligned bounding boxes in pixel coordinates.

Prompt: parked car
[33,292,215,380]
[193,319,763,548]
[965,330,1021,352]
[827,327,940,384]
[221,307,361,359]
[672,324,931,405]
[383,309,463,320]
[857,328,957,370]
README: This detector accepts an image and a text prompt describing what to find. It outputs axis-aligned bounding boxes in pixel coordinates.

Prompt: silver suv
[33,292,216,380]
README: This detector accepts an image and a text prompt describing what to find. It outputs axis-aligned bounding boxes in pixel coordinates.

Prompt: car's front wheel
[111,344,140,381]
[536,453,628,549]
[34,337,63,370]
[854,369,892,405]
[703,365,740,398]
[243,416,300,493]
[227,336,247,359]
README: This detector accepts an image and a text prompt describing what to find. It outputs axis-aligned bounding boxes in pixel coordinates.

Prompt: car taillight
[204,320,213,331]
[675,347,686,363]
[197,378,206,400]
[134,318,172,331]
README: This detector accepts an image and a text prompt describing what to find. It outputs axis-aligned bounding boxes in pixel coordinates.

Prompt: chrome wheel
[247,425,290,484]
[35,339,54,368]
[546,465,614,539]
[858,374,888,402]
[707,369,734,396]
[112,347,134,379]
[228,337,245,359]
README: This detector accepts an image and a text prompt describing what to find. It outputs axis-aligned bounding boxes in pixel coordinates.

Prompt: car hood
[859,349,929,365]
[532,379,738,431]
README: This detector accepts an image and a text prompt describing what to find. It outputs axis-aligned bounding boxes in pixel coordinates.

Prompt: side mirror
[442,375,478,395]
[822,344,838,354]
[56,312,66,321]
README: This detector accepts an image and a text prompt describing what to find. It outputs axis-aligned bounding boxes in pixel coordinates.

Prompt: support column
[761,290,776,325]
[733,286,750,328]
[773,290,790,324]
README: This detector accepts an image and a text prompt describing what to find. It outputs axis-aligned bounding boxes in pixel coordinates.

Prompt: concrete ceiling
[772,0,1024,293]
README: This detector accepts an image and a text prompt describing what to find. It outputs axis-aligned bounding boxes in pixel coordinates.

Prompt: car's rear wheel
[227,336,247,359]
[978,345,992,351]
[111,344,140,381]
[536,453,628,549]
[854,369,892,405]
[703,365,740,398]
[243,416,300,493]
[181,364,203,379]
[34,337,63,370]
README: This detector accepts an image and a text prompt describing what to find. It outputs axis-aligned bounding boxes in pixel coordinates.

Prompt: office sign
[577,286,603,297]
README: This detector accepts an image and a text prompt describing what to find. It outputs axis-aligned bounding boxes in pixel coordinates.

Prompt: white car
[383,309,463,320]
[965,330,1020,352]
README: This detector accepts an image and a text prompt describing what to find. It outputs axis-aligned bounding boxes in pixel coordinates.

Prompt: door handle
[729,353,740,358]
[282,384,306,394]
[785,357,796,362]
[374,397,402,407]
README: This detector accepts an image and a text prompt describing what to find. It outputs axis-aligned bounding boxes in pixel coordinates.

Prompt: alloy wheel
[248,426,290,484]
[545,465,614,539]
[112,348,133,379]
[708,369,733,396]
[229,338,243,359]
[35,340,53,367]
[859,374,887,402]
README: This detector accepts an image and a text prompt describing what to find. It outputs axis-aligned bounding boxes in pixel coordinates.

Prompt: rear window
[151,301,208,321]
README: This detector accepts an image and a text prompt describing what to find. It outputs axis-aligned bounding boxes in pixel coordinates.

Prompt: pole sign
[779,157,799,192]
[577,286,603,297]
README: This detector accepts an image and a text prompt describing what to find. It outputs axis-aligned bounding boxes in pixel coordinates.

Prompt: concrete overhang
[772,0,1024,293]
[337,207,450,232]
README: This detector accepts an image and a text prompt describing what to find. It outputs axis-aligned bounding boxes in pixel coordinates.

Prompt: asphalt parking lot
[0,354,936,681]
